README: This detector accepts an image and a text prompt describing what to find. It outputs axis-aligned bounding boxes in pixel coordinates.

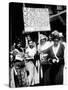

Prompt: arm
[41,47,50,54]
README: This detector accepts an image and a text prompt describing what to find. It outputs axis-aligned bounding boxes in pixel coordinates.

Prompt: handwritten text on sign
[23,7,50,32]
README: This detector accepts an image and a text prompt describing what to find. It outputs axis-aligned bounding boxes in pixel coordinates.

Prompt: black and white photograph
[9,2,66,88]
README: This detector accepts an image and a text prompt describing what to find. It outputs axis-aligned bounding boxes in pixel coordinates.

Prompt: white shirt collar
[52,43,60,56]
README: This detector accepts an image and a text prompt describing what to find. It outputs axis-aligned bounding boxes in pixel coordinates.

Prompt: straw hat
[51,30,59,36]
[40,34,48,40]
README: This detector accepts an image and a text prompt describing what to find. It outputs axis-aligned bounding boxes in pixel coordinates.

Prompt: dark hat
[52,30,59,40]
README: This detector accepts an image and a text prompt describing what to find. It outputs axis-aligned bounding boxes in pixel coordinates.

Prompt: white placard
[23,7,51,32]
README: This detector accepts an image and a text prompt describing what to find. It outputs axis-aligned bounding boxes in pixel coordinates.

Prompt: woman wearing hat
[42,30,65,85]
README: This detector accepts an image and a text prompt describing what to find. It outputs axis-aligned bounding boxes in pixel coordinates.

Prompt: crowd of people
[9,30,66,87]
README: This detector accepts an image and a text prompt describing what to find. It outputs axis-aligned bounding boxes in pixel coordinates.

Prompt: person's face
[54,39,59,46]
[29,41,33,48]
[41,39,46,45]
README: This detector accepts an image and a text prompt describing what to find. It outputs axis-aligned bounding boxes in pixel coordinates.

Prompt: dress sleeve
[42,47,50,54]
